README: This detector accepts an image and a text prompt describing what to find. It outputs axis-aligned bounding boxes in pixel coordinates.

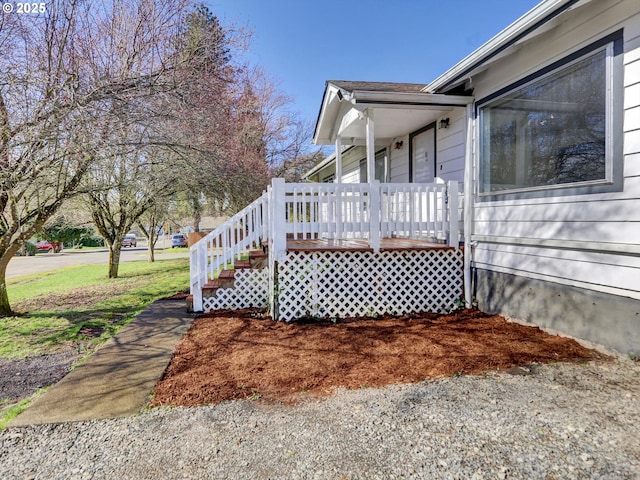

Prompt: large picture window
[479,44,613,195]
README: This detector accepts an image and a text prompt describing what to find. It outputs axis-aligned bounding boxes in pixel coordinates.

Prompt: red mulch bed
[151,308,605,407]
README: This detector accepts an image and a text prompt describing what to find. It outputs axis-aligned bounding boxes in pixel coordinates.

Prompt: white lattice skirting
[203,269,269,312]
[275,249,463,321]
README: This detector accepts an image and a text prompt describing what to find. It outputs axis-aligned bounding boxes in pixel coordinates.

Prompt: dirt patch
[151,309,605,407]
[77,324,105,338]
[13,282,137,313]
[0,347,80,403]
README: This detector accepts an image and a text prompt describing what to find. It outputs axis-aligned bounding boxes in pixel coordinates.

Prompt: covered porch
[189,83,475,320]
[310,81,475,310]
[312,81,474,185]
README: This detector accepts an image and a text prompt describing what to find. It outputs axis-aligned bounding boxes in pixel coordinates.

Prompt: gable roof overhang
[313,81,474,146]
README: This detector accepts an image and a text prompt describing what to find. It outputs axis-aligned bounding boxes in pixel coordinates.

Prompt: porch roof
[313,81,474,146]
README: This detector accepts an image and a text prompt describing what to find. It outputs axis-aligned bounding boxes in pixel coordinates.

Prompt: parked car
[36,240,62,253]
[171,234,188,248]
[122,234,137,248]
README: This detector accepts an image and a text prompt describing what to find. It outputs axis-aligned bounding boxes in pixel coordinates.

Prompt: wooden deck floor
[286,237,453,252]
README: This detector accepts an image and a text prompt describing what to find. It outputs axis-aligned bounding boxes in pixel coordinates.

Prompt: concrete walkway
[10,300,195,427]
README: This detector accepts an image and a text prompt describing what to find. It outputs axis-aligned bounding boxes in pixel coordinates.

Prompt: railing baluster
[328,188,334,239]
[417,186,423,238]
[369,181,380,251]
[357,185,363,238]
[336,186,342,240]
[427,186,433,239]
[298,187,303,238]
[447,180,459,247]
[311,186,316,238]
[322,188,325,237]
[293,187,299,239]
[391,187,395,236]
[303,186,308,239]
[410,188,416,238]
[357,185,361,236]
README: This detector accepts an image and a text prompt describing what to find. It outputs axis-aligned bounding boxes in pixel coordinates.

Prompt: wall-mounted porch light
[439,118,450,129]
[395,140,403,149]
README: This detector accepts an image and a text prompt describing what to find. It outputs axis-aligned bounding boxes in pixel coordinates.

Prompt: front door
[411,124,436,183]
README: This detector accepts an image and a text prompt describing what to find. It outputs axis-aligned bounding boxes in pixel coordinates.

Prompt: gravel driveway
[1,360,639,479]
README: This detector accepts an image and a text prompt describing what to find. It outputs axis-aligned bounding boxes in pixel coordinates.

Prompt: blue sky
[207,0,541,127]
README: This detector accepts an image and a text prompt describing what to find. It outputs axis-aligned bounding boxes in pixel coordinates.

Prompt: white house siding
[387,112,466,184]
[470,1,640,308]
[389,135,410,182]
[340,146,366,183]
[435,110,466,182]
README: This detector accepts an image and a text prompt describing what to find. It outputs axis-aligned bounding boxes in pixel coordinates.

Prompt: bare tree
[137,199,169,262]
[0,0,323,314]
[82,1,248,275]
[194,69,322,215]
[0,0,194,314]
[236,68,324,184]
[0,1,99,315]
[272,150,326,183]
[84,146,173,277]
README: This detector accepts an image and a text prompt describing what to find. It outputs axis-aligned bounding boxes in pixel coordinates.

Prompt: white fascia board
[351,90,474,106]
[313,84,343,145]
[425,0,578,93]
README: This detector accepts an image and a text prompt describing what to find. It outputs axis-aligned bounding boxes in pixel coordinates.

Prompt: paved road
[8,245,189,280]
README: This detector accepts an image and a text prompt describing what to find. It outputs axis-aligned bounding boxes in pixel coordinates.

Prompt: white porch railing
[269,178,458,256]
[269,179,378,254]
[380,181,458,243]
[190,178,460,311]
[190,190,269,311]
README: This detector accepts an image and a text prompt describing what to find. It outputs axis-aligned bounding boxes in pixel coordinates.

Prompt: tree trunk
[108,242,123,278]
[0,255,13,317]
[193,211,201,233]
[147,230,156,263]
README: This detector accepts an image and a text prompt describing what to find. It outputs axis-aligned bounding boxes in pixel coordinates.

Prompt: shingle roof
[329,81,427,94]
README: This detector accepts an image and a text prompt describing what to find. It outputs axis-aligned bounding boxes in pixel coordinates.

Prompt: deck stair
[200,249,267,297]
[191,247,269,313]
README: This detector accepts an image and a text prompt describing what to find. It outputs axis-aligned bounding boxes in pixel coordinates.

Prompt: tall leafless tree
[0,0,193,314]
[137,199,169,263]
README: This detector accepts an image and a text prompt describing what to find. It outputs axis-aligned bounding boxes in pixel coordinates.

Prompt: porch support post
[365,108,375,184]
[190,246,204,312]
[271,178,287,258]
[463,103,474,308]
[335,137,343,239]
[335,137,343,183]
[369,180,381,253]
[447,180,459,247]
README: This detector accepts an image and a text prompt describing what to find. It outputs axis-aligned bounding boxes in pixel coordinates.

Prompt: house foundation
[474,269,640,356]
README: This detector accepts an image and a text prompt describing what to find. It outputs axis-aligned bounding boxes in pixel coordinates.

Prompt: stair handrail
[190,191,269,311]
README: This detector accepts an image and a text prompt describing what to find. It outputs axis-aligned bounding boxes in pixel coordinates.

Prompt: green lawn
[1,258,190,360]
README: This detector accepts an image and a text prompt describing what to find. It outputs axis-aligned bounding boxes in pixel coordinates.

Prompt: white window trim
[477,41,616,197]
